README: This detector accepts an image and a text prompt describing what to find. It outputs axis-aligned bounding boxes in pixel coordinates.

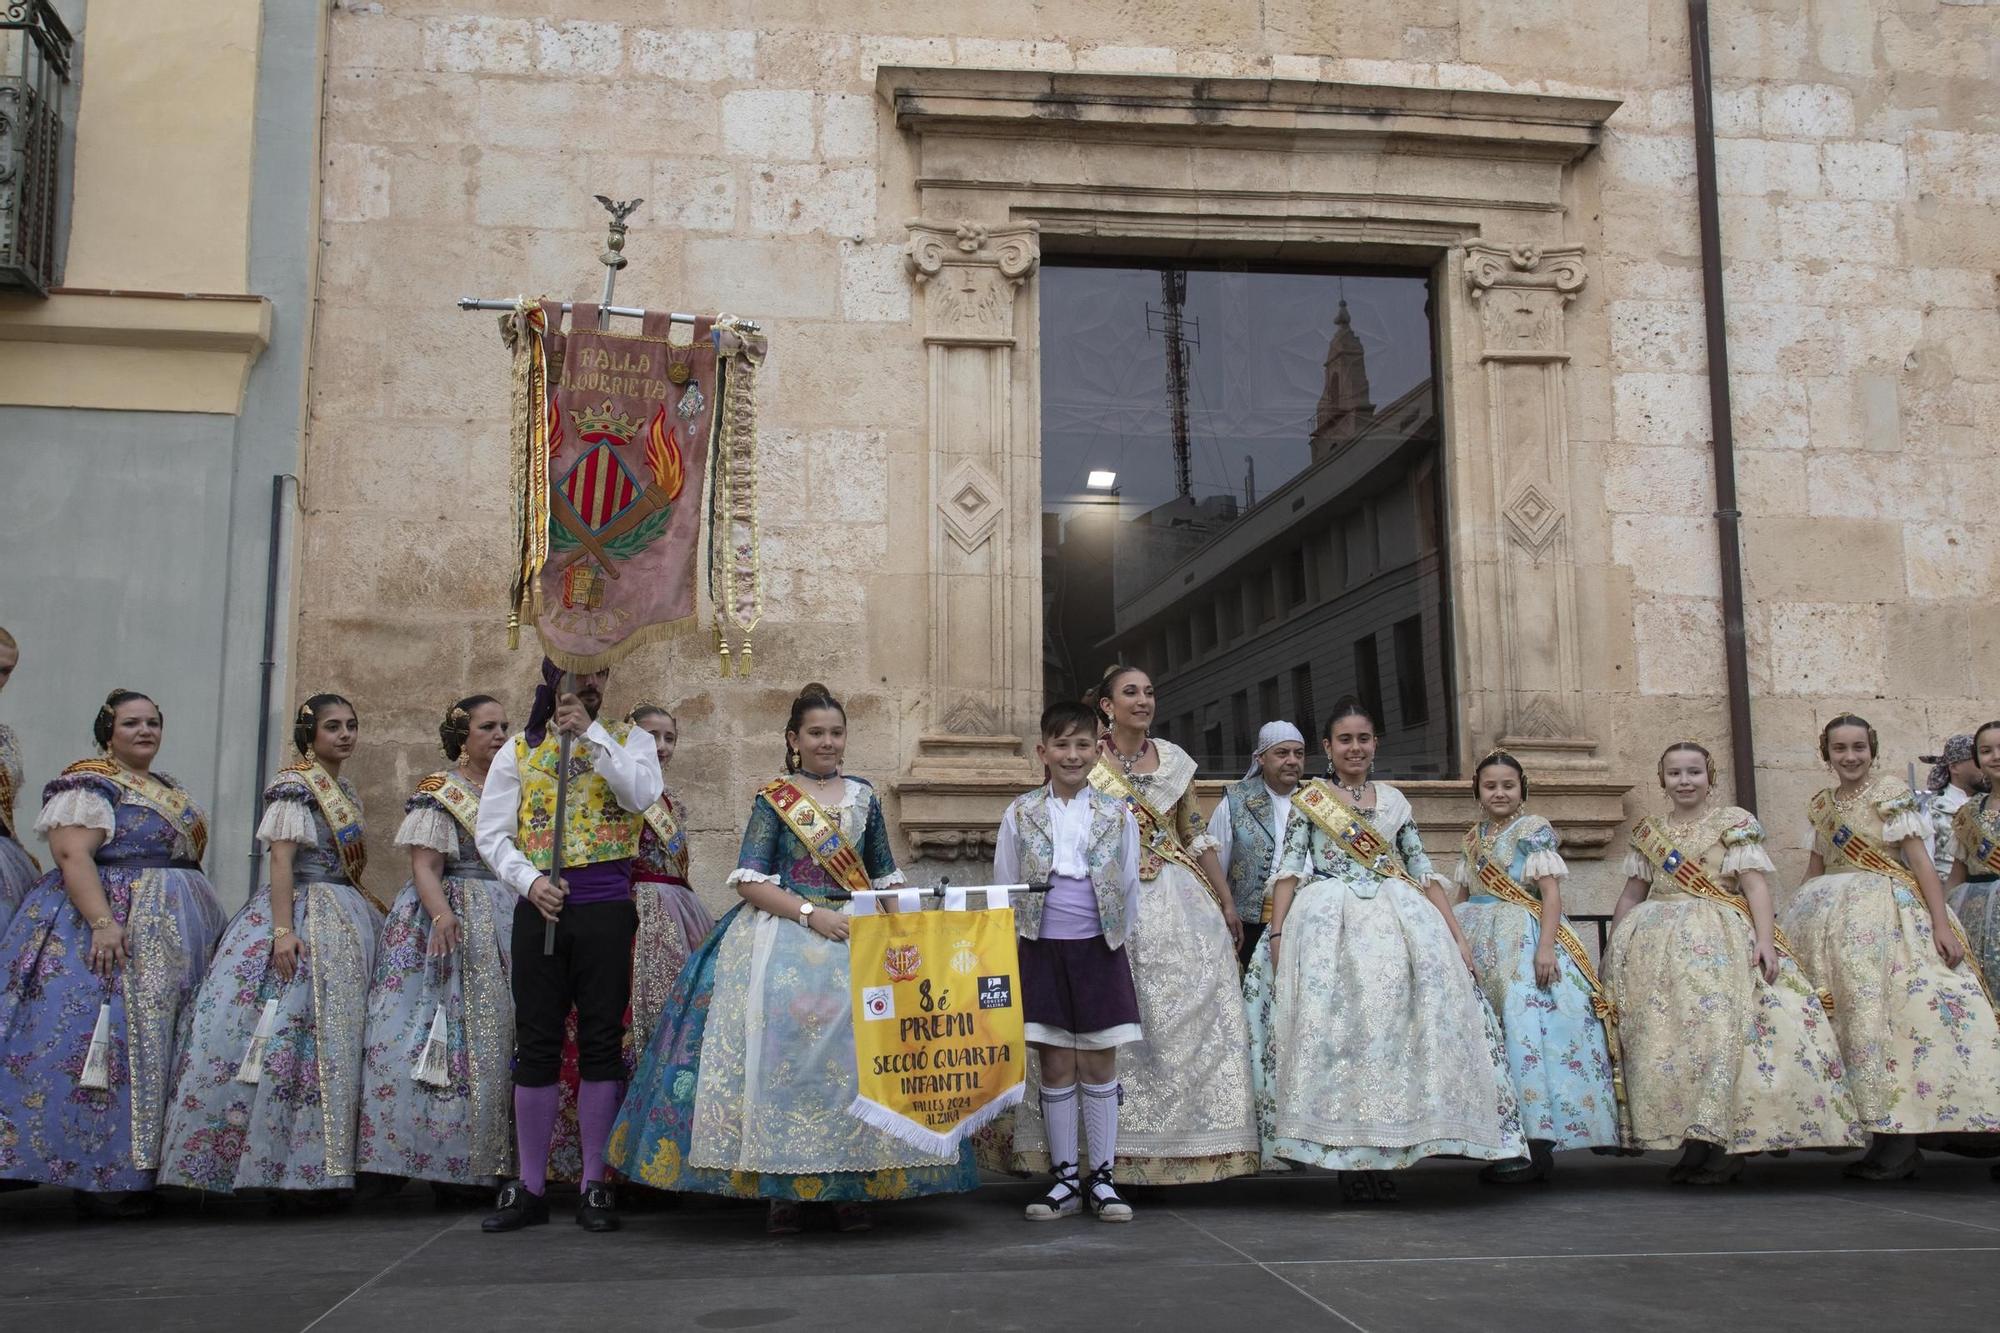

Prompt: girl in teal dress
[609,684,977,1235]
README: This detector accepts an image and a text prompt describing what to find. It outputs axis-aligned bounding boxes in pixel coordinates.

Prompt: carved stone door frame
[878,68,1631,864]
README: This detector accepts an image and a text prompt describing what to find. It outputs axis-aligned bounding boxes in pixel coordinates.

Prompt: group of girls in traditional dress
[0,651,703,1218]
[4,625,1999,1229]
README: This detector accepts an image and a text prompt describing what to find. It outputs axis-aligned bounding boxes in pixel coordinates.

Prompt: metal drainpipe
[1687,0,1759,813]
[252,474,295,858]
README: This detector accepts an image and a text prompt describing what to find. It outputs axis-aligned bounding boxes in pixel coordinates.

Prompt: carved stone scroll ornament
[906,219,1040,347]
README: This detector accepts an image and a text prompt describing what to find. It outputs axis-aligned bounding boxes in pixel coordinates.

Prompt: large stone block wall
[310,0,1997,912]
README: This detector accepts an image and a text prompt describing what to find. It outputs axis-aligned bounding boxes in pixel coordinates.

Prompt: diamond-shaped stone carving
[938,460,1002,552]
[1503,481,1563,558]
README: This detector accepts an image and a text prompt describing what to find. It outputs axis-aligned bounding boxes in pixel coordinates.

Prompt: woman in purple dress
[0,690,226,1217]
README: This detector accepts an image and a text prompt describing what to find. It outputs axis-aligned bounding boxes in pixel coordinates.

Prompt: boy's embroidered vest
[1010,787,1131,948]
[1221,777,1281,922]
[513,723,642,870]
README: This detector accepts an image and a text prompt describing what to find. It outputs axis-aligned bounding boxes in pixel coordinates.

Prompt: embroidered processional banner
[503,301,766,672]
[847,891,1026,1156]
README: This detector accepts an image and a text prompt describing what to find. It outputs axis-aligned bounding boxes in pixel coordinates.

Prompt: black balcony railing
[1,0,74,295]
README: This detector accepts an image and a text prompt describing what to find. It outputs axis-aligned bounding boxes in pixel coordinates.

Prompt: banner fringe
[846,1082,1025,1158]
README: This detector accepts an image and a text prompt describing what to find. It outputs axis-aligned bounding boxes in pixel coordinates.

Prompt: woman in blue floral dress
[0,689,225,1217]
[356,695,515,1196]
[610,684,977,1235]
[160,694,382,1203]
[1453,751,1620,1181]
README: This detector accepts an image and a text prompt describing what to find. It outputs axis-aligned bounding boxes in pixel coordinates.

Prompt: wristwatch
[797,901,815,927]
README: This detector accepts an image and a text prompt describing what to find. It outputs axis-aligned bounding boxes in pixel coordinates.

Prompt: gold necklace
[1831,777,1878,811]
[1663,804,1711,840]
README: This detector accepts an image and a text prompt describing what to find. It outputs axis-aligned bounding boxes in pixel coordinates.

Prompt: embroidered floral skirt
[1948,878,2000,1010]
[1004,864,1259,1184]
[356,874,517,1184]
[0,865,224,1190]
[1783,872,2000,1133]
[1608,893,1861,1151]
[0,833,37,931]
[1245,877,1523,1169]
[1455,897,1620,1150]
[160,880,380,1192]
[609,903,977,1202]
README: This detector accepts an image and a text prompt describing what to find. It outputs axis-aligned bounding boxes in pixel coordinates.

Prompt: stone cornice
[876,66,1621,162]
[0,289,273,413]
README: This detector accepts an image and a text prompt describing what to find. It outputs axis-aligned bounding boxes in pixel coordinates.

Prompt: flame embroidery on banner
[647,405,685,502]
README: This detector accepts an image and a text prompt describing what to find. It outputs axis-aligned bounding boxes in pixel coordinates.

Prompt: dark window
[1230,691,1253,766]
[1259,675,1281,725]
[1292,664,1316,743]
[1393,615,1429,726]
[1353,634,1382,729]
[1284,546,1309,607]
[1040,259,1452,778]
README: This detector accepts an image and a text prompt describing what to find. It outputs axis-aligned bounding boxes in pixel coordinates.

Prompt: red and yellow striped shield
[561,441,640,532]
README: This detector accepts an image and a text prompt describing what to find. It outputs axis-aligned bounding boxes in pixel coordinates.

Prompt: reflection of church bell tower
[1311,299,1374,461]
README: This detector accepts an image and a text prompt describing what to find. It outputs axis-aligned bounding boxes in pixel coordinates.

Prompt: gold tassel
[78,1002,113,1091]
[737,638,752,677]
[411,1004,451,1088]
[235,997,281,1085]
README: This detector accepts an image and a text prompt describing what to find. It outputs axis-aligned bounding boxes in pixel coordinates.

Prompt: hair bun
[799,682,832,698]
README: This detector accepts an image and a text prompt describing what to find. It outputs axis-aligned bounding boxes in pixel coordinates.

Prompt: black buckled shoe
[481,1180,550,1233]
[577,1181,620,1232]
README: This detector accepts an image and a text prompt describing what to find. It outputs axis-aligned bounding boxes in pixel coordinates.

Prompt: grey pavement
[6,1152,2000,1331]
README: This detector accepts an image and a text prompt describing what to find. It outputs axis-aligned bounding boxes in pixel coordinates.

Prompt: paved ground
[6,1151,2000,1331]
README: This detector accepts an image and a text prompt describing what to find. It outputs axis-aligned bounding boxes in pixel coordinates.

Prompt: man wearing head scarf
[1922,734,1986,880]
[1212,721,1308,966]
[475,658,661,1234]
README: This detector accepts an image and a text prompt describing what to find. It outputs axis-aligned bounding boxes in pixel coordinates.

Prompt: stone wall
[310,0,1998,914]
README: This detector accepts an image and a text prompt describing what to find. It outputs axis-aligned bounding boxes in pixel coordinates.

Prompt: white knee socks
[1042,1082,1080,1172]
[1081,1080,1121,1175]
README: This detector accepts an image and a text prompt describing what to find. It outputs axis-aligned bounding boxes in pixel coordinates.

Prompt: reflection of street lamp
[1086,469,1118,490]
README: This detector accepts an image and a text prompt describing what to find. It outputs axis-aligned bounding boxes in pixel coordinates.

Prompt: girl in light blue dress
[1454,751,1620,1182]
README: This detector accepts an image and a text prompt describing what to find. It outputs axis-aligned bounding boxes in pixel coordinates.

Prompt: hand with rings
[89,919,129,979]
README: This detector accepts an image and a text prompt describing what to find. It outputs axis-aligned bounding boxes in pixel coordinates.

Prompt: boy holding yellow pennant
[846,887,1027,1159]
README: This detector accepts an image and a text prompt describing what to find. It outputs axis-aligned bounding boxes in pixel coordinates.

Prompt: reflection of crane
[1146,270,1198,499]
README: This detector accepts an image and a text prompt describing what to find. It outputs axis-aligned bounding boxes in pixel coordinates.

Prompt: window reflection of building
[1043,271,1451,780]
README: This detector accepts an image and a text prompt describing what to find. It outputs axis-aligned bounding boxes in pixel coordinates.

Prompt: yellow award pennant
[847,901,1026,1156]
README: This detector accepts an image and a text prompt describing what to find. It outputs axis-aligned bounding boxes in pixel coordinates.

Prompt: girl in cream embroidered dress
[1611,806,1861,1158]
[1096,740,1258,1184]
[1244,780,1524,1170]
[1782,774,2000,1139]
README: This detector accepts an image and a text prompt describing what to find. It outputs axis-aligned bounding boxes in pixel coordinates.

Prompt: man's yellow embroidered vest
[514,724,643,869]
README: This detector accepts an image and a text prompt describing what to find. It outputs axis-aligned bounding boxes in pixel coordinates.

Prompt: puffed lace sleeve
[1517,816,1568,882]
[35,772,118,838]
[1619,846,1650,881]
[257,775,317,847]
[395,790,461,855]
[1717,809,1777,878]
[1876,782,1928,845]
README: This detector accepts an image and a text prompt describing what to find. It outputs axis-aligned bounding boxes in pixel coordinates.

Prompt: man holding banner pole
[476,660,661,1233]
[992,700,1144,1222]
